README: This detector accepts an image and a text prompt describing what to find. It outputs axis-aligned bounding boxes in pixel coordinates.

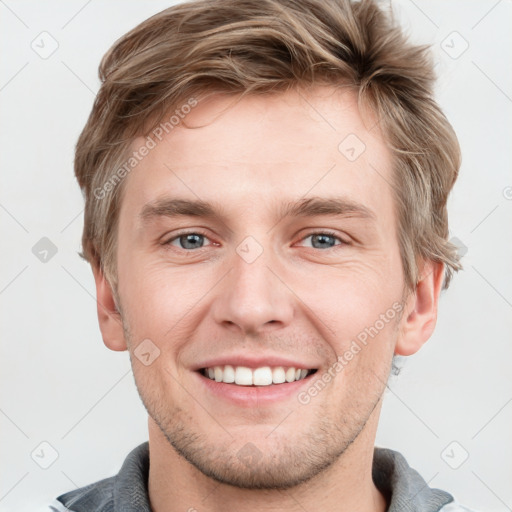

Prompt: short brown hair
[75,0,461,291]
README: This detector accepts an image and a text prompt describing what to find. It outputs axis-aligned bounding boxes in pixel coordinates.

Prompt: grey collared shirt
[48,442,476,511]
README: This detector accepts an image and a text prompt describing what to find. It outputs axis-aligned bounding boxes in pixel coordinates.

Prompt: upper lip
[192,354,319,371]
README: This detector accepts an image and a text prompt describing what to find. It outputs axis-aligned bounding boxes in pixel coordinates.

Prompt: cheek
[119,255,179,316]
[284,260,403,377]
[118,259,217,354]
[292,257,401,324]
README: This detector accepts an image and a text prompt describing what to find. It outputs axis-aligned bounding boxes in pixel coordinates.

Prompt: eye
[299,231,346,249]
[165,232,213,250]
[163,230,346,251]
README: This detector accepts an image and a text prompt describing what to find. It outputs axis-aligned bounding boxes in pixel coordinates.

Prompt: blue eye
[301,232,344,249]
[163,230,346,252]
[167,233,210,250]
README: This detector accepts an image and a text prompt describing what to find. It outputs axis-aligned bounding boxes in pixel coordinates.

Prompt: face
[112,86,410,488]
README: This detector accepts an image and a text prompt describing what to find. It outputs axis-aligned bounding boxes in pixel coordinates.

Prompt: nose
[211,245,294,335]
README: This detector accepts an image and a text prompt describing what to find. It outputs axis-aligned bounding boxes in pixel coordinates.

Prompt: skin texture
[93,85,444,512]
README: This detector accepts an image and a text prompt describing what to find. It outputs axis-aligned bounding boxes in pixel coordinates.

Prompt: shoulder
[53,475,116,512]
[47,442,150,512]
[439,502,481,512]
[373,447,478,512]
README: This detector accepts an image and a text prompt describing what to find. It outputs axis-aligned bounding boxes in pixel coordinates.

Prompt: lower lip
[194,371,315,407]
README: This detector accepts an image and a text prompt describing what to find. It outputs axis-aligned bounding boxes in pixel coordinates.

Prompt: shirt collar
[112,442,454,511]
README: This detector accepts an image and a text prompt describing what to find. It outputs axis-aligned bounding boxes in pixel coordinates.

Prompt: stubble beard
[121,305,395,490]
[131,360,385,490]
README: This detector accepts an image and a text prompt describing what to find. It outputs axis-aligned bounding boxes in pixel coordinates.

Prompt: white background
[1,1,511,510]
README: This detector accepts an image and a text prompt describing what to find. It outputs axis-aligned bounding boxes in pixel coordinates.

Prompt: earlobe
[395,261,445,356]
[92,264,127,352]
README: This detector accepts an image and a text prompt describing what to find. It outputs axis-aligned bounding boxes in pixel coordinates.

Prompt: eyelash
[162,229,348,251]
[298,230,346,249]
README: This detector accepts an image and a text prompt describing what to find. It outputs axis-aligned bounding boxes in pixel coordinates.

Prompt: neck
[147,407,387,512]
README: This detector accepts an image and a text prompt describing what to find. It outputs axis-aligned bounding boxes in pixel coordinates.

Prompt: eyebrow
[284,196,376,220]
[139,196,376,225]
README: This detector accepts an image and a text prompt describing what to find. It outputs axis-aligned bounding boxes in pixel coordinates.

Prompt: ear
[91,264,127,352]
[395,260,445,356]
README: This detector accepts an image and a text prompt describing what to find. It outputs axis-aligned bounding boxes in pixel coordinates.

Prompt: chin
[153,408,359,490]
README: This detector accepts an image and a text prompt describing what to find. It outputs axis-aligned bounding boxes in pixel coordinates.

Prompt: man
[50,0,474,510]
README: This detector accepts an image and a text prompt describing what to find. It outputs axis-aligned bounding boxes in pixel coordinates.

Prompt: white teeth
[285,367,296,383]
[272,366,286,384]
[253,366,272,386]
[235,366,253,386]
[223,364,235,383]
[203,365,313,386]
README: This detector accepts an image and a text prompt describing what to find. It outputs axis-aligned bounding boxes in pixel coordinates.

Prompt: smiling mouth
[199,365,318,386]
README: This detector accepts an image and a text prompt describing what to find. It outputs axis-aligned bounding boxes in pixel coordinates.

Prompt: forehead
[119,86,394,224]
